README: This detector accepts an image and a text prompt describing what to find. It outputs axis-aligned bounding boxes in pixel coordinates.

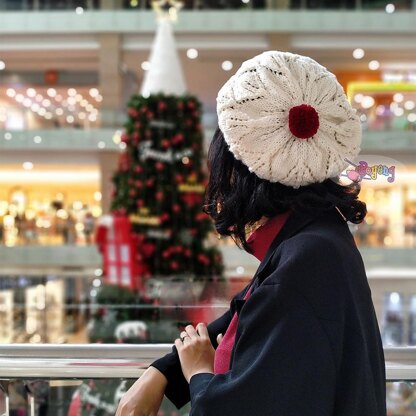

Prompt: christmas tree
[111,92,224,279]
[89,14,224,345]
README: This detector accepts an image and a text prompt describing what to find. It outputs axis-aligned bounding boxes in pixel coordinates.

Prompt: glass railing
[0,344,413,415]
[0,0,414,11]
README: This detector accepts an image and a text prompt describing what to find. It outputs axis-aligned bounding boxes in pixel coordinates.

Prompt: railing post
[0,380,10,416]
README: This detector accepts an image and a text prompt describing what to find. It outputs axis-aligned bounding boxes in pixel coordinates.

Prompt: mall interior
[0,0,416,415]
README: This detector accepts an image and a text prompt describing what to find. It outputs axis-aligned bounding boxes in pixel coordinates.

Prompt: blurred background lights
[222,60,233,71]
[352,48,365,59]
[141,61,151,71]
[23,162,34,170]
[186,48,198,59]
[361,96,375,109]
[394,93,404,103]
[369,60,380,70]
[47,88,56,97]
[404,101,415,110]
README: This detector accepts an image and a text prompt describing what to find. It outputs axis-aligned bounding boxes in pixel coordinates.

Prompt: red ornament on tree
[134,165,143,174]
[155,161,165,171]
[146,178,155,187]
[161,139,170,149]
[170,261,179,270]
[158,101,167,111]
[128,108,139,119]
[288,104,320,139]
[156,191,164,201]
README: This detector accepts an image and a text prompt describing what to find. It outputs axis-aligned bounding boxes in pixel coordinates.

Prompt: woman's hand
[115,366,167,416]
[175,323,217,383]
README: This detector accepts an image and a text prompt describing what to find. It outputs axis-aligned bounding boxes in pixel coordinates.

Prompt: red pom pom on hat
[288,104,320,139]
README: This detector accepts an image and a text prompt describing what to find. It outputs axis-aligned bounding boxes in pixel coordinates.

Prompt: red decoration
[45,69,59,85]
[172,204,181,213]
[102,215,146,290]
[288,104,320,139]
[134,165,143,174]
[170,261,179,270]
[128,108,139,119]
[146,178,155,187]
[156,191,164,201]
[155,161,165,171]
[158,101,167,111]
[161,139,170,149]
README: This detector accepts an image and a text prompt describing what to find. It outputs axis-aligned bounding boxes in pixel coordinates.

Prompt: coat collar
[248,206,345,290]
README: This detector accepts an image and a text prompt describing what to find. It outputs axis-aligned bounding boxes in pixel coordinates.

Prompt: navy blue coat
[151,206,387,415]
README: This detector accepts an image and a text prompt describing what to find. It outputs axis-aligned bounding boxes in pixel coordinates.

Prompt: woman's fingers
[185,324,199,339]
[196,322,209,338]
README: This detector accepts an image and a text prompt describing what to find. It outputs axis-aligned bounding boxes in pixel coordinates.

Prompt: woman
[116,50,386,416]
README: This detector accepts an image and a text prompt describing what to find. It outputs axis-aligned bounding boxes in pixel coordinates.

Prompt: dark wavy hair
[202,126,367,253]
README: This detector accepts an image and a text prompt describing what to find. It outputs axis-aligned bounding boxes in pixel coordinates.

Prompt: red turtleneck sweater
[213,210,291,374]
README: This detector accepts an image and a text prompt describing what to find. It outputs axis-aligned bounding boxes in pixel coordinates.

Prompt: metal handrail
[0,344,414,381]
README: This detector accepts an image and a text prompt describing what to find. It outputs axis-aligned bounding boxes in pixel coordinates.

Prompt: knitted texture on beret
[216,51,362,189]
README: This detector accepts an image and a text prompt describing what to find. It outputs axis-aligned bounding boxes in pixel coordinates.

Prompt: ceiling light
[66,115,75,123]
[368,60,380,70]
[31,103,40,112]
[361,96,375,109]
[222,60,233,71]
[407,113,416,122]
[385,3,395,13]
[80,99,88,107]
[95,95,103,102]
[186,48,198,59]
[6,88,16,98]
[38,108,46,116]
[394,107,404,117]
[404,101,415,110]
[42,99,51,107]
[98,141,105,149]
[89,88,99,98]
[75,94,83,101]
[393,93,404,103]
[141,61,151,71]
[26,88,36,97]
[354,93,364,103]
[4,132,12,140]
[23,162,34,170]
[15,94,24,103]
[45,112,53,119]
[33,136,42,144]
[75,6,84,14]
[67,88,77,97]
[88,114,97,122]
[55,94,63,102]
[35,94,43,102]
[55,108,64,116]
[23,98,32,107]
[352,48,365,60]
[47,88,57,97]
[0,61,5,71]
[78,112,86,120]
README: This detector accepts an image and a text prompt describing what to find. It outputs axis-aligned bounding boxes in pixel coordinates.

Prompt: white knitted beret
[216,50,362,189]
